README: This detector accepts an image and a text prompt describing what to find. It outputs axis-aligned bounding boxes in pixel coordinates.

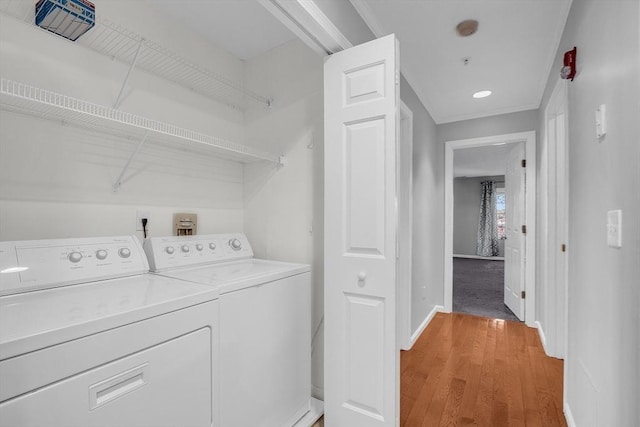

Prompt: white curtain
[476,180,499,257]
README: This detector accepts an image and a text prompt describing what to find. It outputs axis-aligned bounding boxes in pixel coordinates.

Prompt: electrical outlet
[136,210,150,231]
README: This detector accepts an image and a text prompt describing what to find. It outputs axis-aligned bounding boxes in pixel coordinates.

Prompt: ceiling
[150,0,296,61]
[349,0,572,124]
[454,144,515,178]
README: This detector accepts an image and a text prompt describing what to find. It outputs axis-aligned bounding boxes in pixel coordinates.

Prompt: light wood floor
[401,312,566,427]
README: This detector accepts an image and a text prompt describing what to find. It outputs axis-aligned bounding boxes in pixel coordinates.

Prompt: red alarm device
[561,47,577,81]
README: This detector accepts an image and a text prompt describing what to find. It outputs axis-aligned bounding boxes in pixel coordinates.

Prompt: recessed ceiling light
[473,90,492,99]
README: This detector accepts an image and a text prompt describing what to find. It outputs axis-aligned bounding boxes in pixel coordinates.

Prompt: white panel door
[324,34,399,427]
[505,142,526,320]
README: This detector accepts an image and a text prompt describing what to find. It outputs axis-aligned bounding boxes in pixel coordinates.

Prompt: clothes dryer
[144,233,323,427]
[0,236,219,427]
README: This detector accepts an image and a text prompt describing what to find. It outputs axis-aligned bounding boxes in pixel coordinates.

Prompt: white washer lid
[156,258,310,294]
[0,274,218,359]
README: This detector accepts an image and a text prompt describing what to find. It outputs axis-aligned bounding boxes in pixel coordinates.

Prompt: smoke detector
[456,19,479,37]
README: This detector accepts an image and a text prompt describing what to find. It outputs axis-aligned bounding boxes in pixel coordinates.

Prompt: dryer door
[0,328,212,427]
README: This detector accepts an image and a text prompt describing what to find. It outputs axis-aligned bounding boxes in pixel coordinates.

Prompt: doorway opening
[444,131,536,326]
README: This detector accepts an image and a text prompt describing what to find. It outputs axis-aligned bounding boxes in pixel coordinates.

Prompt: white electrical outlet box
[607,210,622,248]
[596,104,607,139]
[136,210,150,231]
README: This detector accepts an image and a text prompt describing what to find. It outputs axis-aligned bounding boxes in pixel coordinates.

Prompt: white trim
[564,402,577,427]
[258,0,352,56]
[453,254,504,261]
[399,100,414,351]
[534,320,550,356]
[408,305,444,349]
[311,385,324,401]
[444,131,537,327]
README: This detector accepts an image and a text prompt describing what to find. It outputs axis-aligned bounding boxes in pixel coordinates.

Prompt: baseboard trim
[409,305,444,348]
[311,385,324,401]
[453,254,504,261]
[534,321,550,356]
[564,401,576,427]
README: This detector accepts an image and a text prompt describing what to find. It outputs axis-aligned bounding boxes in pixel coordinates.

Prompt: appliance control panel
[144,233,253,271]
[0,236,148,296]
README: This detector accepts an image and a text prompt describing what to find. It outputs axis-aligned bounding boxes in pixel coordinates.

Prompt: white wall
[243,39,325,397]
[537,1,640,425]
[400,76,441,335]
[0,3,247,241]
[453,176,505,257]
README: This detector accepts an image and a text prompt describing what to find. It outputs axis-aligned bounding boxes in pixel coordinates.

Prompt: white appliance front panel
[0,236,148,295]
[144,233,253,271]
[220,272,311,427]
[0,328,212,427]
[0,274,218,359]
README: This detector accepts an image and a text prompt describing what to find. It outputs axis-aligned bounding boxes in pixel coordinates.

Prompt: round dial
[95,250,108,260]
[196,243,204,251]
[68,251,82,263]
[209,242,217,250]
[118,248,131,258]
[229,238,242,251]
[181,245,190,253]
[165,246,175,255]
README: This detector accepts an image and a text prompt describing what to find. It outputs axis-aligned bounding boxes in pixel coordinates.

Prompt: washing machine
[144,233,323,427]
[0,236,219,427]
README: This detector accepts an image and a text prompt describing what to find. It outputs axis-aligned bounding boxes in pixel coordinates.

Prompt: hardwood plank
[400,312,566,427]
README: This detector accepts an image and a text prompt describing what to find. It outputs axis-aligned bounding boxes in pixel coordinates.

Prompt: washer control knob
[196,243,204,251]
[95,250,108,260]
[181,245,190,253]
[118,248,131,258]
[165,246,175,255]
[68,252,82,263]
[209,242,217,251]
[229,238,242,251]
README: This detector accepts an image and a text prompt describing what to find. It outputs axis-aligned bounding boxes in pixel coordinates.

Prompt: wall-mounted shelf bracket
[112,132,149,192]
[113,38,144,110]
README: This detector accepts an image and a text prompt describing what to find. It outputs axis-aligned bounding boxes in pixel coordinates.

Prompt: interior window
[496,188,506,239]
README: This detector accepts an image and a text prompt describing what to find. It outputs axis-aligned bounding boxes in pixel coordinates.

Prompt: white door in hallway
[324,34,399,427]
[505,142,526,320]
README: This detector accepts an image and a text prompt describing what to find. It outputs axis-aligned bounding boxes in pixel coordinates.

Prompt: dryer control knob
[196,244,204,251]
[181,245,190,253]
[165,246,175,255]
[209,243,217,250]
[68,252,82,263]
[229,238,242,250]
[118,248,131,258]
[95,250,108,260]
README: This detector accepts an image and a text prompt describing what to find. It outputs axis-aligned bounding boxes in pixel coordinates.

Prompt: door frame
[444,131,536,326]
[540,77,569,360]
[398,100,414,351]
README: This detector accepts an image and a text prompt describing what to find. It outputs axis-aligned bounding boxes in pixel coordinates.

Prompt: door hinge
[561,243,567,252]
[521,225,527,234]
[521,159,526,168]
[521,291,526,299]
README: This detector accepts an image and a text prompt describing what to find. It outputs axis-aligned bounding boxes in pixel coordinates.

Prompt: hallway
[401,312,565,426]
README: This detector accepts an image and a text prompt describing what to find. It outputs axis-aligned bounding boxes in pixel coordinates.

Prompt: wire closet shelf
[0,0,272,111]
[0,79,282,165]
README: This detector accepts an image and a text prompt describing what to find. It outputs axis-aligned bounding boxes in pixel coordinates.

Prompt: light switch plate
[607,210,622,248]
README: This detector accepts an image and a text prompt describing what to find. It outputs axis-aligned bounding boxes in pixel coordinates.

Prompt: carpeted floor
[452,257,520,322]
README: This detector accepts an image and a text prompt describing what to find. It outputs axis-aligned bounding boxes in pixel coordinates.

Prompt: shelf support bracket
[112,132,148,192]
[114,38,145,110]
